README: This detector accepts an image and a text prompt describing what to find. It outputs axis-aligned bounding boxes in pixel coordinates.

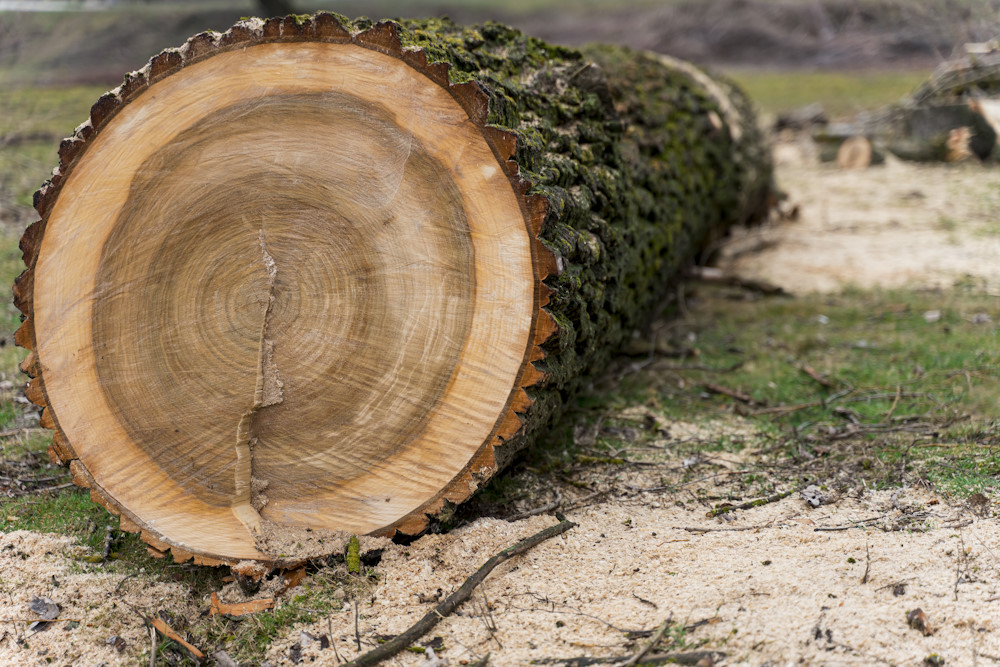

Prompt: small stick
[799,364,837,388]
[814,515,886,532]
[706,490,792,517]
[345,518,576,667]
[149,624,157,667]
[702,381,761,405]
[329,617,343,664]
[751,401,822,416]
[884,384,902,421]
[353,601,360,652]
[102,525,114,561]
[861,543,871,584]
[532,650,725,665]
[622,614,673,667]
[31,482,75,494]
[632,593,657,608]
[0,428,46,438]
[683,524,765,533]
[508,490,563,522]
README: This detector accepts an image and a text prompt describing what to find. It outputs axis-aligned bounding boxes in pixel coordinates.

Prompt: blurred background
[3,0,1000,268]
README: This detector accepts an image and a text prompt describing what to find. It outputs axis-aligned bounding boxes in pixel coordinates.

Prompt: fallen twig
[861,543,871,584]
[353,601,360,652]
[508,490,563,521]
[751,401,823,416]
[687,265,786,295]
[884,384,902,421]
[703,381,763,405]
[532,650,727,666]
[707,490,792,517]
[798,364,837,388]
[101,525,114,561]
[346,519,575,666]
[0,428,47,439]
[622,614,673,666]
[814,515,886,532]
[631,593,657,609]
[30,482,75,494]
[683,524,768,533]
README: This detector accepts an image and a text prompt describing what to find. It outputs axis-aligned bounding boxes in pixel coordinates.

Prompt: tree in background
[257,0,295,17]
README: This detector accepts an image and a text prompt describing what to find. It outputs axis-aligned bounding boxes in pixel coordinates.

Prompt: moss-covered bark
[386,18,772,467]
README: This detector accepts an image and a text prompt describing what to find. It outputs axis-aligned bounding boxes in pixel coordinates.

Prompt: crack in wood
[232,229,284,536]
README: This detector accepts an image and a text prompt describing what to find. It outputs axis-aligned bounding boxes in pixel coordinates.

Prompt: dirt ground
[2,150,999,666]
[720,139,1000,294]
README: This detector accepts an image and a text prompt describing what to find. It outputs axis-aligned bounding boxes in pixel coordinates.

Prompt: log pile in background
[14,13,772,567]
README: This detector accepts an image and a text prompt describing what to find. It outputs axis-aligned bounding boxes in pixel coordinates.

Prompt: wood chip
[150,617,204,660]
[277,566,307,594]
[209,591,275,617]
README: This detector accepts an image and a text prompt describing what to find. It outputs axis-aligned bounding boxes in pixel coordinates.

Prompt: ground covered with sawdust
[2,153,999,667]
[721,140,1000,294]
[268,485,998,666]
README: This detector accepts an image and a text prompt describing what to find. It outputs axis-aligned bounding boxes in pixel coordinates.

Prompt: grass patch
[603,282,1000,494]
[0,85,105,217]
[723,69,929,118]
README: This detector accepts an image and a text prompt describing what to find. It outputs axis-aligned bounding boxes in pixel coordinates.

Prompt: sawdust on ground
[268,487,996,666]
[0,531,202,666]
[718,139,1000,294]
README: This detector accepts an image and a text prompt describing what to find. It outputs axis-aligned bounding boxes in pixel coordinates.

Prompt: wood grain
[32,42,534,560]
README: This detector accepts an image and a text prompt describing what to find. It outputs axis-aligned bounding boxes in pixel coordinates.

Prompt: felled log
[14,14,771,566]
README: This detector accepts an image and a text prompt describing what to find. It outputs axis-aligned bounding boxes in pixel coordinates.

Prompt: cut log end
[836,135,873,169]
[23,26,548,565]
[18,14,771,567]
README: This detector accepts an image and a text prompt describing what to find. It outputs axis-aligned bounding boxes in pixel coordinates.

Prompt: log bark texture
[14,14,772,566]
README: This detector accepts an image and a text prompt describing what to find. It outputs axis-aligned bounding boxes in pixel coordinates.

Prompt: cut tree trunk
[14,14,772,567]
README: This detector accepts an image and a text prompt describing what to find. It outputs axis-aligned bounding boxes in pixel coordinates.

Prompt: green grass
[589,282,1000,494]
[724,69,929,119]
[661,285,999,420]
[0,85,105,213]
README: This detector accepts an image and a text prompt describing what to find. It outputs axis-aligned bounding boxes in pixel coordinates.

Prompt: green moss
[346,534,361,574]
[390,21,771,449]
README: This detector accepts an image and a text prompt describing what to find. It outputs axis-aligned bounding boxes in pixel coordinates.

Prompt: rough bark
[15,13,772,566]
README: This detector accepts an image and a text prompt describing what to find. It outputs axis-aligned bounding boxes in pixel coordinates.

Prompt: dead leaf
[28,596,60,621]
[105,635,126,652]
[907,608,935,636]
[209,591,275,617]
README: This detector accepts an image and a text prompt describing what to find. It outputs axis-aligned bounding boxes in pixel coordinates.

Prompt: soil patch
[719,142,1000,294]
